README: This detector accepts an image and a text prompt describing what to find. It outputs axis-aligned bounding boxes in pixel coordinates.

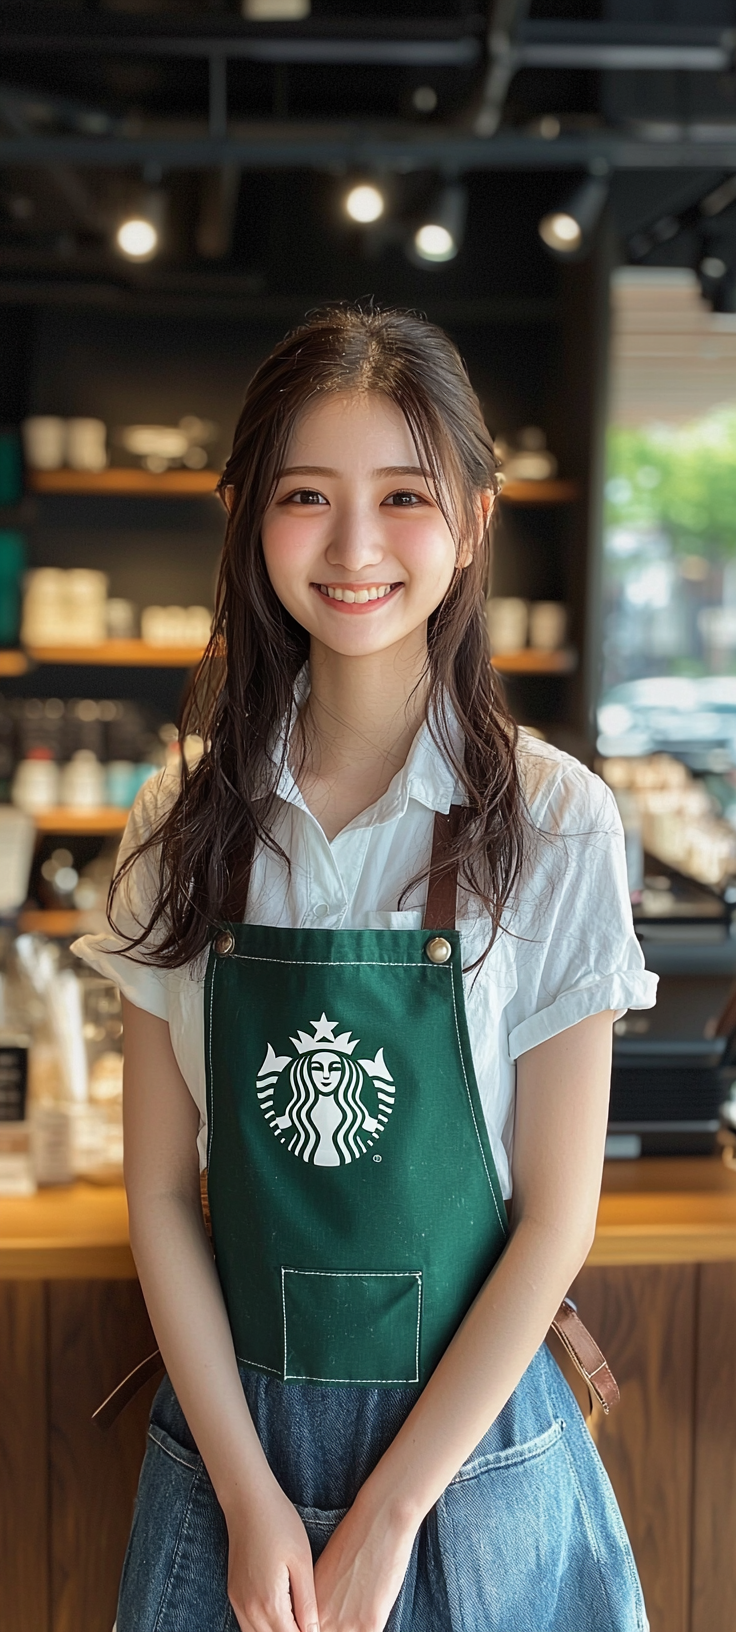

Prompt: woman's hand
[313,1490,417,1632]
[226,1476,320,1632]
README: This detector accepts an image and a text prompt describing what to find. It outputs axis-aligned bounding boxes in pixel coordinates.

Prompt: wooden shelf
[499,478,578,505]
[26,470,577,506]
[0,650,28,676]
[491,647,577,675]
[5,643,573,675]
[26,639,206,667]
[32,808,129,835]
[27,468,219,496]
[17,908,102,936]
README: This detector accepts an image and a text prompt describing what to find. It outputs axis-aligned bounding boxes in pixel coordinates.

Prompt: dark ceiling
[1,0,736,308]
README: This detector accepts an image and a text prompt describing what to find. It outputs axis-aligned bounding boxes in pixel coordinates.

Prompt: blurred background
[3,6,736,1632]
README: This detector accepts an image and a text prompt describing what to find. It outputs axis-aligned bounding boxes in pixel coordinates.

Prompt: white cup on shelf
[21,416,66,471]
[66,418,108,472]
[65,569,108,645]
[529,601,568,652]
[486,597,529,654]
[106,598,137,640]
[21,568,68,645]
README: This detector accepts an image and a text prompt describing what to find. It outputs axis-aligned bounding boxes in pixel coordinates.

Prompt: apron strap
[423,807,463,931]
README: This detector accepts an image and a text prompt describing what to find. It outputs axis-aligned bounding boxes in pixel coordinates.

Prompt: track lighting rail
[2,132,736,172]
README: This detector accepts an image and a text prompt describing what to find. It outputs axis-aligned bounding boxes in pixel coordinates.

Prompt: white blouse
[72,717,657,1198]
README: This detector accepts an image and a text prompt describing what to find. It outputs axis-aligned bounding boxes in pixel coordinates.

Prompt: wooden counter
[2,1160,736,1632]
[2,1157,736,1278]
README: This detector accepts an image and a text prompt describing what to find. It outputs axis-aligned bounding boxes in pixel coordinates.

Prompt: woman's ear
[458,489,494,570]
[219,484,236,515]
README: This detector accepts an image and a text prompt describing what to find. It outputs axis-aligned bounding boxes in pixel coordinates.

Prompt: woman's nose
[324,502,384,570]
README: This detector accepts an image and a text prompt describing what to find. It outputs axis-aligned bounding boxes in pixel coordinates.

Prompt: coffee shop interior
[4,3,736,1630]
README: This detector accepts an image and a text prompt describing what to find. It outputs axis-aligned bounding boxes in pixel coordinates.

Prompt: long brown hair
[110,304,526,965]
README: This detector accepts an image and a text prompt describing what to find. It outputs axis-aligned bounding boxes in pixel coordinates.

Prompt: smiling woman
[261,394,476,654]
[112,304,518,965]
[73,305,654,1632]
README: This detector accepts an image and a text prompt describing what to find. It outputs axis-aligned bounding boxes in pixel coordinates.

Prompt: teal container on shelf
[0,531,26,647]
[0,430,22,506]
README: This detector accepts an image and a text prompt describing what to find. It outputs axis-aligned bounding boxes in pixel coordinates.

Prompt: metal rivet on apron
[425,936,452,965]
[214,930,235,957]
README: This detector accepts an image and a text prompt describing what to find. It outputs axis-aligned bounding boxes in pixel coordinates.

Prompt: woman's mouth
[312,582,403,612]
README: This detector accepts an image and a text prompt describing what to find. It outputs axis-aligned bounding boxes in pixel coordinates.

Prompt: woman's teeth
[320,584,395,603]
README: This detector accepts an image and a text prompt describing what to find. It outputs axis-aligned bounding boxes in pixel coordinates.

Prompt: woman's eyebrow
[276,463,431,479]
[277,464,338,477]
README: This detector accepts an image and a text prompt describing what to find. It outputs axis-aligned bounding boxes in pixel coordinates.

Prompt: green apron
[204,814,509,1390]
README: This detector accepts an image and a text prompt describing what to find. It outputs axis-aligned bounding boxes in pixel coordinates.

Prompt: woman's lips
[312,583,403,613]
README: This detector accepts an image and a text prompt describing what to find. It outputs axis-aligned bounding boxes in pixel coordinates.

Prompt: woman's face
[260,392,470,661]
[309,1051,343,1093]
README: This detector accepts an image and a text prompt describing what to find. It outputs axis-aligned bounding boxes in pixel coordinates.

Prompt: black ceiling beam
[519,22,734,72]
[0,20,482,67]
[0,19,731,71]
[0,130,735,171]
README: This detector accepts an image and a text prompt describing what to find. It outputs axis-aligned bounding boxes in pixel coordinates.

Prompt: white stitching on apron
[449,963,506,1236]
[281,1267,422,1385]
[228,954,427,967]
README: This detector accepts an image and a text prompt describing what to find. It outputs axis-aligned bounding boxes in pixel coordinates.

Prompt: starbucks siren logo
[255,1012,395,1166]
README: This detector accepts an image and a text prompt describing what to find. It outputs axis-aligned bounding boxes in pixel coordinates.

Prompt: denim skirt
[117,1343,648,1632]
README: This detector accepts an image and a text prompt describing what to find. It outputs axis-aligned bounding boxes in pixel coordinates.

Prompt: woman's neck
[293,640,430,840]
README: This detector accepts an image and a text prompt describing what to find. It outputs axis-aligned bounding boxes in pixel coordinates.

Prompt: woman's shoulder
[514,728,619,836]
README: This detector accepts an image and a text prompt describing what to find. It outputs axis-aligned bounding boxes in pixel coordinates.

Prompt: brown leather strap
[422,807,462,931]
[550,1298,620,1415]
[92,1349,164,1432]
[93,1297,619,1431]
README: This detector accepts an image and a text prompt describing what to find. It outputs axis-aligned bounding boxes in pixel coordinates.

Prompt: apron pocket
[117,1425,230,1632]
[294,1501,348,1563]
[437,1418,629,1632]
[282,1267,422,1385]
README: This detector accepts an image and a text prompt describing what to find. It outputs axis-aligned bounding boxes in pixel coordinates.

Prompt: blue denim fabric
[117,1344,648,1632]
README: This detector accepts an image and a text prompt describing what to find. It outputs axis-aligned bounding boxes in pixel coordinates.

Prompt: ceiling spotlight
[413,184,466,265]
[344,183,385,225]
[538,176,608,260]
[415,223,455,261]
[539,212,581,253]
[115,188,166,261]
[116,217,158,260]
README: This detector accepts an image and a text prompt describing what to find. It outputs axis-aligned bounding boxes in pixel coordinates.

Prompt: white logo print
[256,1012,396,1166]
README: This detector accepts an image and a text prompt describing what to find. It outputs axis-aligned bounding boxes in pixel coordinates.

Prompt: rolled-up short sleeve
[71,769,176,1021]
[507,765,657,1061]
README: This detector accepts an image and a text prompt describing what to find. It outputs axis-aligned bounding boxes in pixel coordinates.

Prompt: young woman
[74,305,657,1632]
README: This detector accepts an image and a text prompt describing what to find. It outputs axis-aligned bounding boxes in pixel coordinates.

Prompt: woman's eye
[384,490,423,508]
[283,488,327,506]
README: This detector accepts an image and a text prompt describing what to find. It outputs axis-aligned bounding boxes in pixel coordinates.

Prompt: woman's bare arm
[122,997,320,1632]
[313,1008,615,1631]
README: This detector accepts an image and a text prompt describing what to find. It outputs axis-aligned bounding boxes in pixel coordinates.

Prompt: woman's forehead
[284,391,419,470]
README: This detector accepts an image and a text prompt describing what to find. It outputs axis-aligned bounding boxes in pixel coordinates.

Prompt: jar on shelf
[59,750,106,809]
[12,748,61,815]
